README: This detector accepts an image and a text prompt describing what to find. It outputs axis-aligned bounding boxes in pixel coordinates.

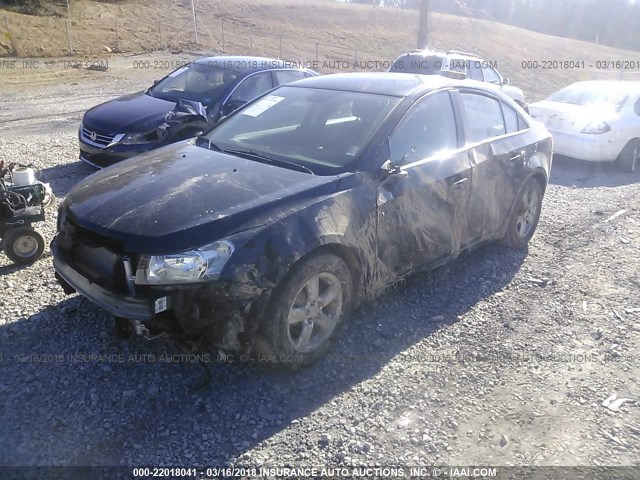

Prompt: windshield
[148,63,240,106]
[202,86,401,175]
[389,54,445,74]
[548,83,629,111]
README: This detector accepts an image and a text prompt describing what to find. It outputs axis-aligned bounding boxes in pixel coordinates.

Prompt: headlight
[581,121,611,134]
[135,241,234,285]
[120,131,151,145]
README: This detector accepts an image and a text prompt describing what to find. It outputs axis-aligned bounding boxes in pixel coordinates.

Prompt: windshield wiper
[223,149,315,175]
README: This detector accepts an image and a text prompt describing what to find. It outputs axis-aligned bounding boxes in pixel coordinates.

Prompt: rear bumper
[550,130,623,162]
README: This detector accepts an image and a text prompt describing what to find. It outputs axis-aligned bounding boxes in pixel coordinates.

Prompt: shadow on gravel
[549,155,640,188]
[0,244,525,466]
[39,161,96,197]
[0,263,25,276]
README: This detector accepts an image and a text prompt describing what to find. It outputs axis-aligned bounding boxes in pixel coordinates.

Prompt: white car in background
[529,81,640,173]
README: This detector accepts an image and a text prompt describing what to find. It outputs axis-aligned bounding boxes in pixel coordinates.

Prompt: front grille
[82,126,117,147]
[58,217,129,292]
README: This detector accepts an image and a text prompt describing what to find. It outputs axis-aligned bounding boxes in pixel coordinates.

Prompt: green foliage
[1,0,44,15]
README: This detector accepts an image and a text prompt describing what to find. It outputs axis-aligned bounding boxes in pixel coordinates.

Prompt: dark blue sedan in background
[78,56,317,168]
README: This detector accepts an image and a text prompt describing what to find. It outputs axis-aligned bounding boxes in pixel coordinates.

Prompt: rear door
[458,90,533,242]
[376,91,472,277]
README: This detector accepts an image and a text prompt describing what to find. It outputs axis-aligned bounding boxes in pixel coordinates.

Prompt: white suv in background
[390,49,527,108]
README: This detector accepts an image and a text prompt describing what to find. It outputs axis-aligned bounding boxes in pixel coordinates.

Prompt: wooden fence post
[115,20,120,51]
[65,19,73,55]
[221,20,225,52]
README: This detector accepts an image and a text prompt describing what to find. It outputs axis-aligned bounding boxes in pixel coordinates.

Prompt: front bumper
[52,239,270,349]
[79,136,162,168]
[54,254,153,320]
[550,130,624,162]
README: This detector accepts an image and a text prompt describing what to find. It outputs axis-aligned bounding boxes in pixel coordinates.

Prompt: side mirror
[502,77,510,86]
[153,79,160,85]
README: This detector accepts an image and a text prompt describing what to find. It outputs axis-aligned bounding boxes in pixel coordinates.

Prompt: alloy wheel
[515,187,540,239]
[287,272,343,353]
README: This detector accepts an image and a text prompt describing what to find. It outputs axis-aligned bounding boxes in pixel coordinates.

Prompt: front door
[376,91,472,280]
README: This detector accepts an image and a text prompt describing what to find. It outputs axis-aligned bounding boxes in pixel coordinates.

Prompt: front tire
[2,226,45,264]
[257,252,353,368]
[501,179,543,249]
[617,139,640,173]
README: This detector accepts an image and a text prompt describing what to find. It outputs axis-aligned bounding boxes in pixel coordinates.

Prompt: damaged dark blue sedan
[79,56,317,168]
[53,73,552,367]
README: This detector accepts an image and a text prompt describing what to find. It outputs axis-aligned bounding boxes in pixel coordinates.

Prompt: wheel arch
[279,241,364,307]
[499,170,547,237]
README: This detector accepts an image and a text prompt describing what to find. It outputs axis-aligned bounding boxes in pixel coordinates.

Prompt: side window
[517,114,529,131]
[274,70,306,86]
[461,93,506,143]
[483,67,501,85]
[502,102,519,134]
[448,58,467,74]
[389,92,458,165]
[230,72,274,103]
[467,61,484,81]
[634,98,640,116]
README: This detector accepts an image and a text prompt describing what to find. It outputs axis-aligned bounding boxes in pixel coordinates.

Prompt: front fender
[221,178,378,297]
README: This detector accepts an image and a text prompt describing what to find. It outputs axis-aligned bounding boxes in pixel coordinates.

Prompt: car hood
[83,92,176,133]
[64,141,341,254]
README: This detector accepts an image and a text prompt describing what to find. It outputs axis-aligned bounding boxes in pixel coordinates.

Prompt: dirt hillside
[1,0,639,99]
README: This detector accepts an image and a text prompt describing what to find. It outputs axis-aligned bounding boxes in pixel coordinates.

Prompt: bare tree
[416,0,429,49]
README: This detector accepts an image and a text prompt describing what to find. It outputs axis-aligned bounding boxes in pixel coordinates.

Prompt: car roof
[194,56,295,73]
[288,72,493,97]
[395,50,447,59]
[396,50,480,61]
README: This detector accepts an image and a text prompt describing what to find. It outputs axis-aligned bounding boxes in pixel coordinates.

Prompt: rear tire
[257,252,353,368]
[616,139,640,173]
[500,179,543,249]
[2,226,45,264]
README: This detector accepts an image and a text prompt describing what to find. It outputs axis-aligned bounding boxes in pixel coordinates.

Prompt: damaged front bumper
[52,243,270,351]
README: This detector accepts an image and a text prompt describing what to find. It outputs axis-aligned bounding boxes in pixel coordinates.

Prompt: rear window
[517,114,529,131]
[389,54,445,75]
[548,83,628,111]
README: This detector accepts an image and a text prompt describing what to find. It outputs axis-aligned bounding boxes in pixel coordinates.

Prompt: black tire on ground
[257,252,353,368]
[616,139,640,174]
[500,178,544,249]
[1,226,45,264]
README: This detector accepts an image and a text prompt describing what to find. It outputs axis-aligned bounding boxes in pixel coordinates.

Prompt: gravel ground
[0,55,639,471]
